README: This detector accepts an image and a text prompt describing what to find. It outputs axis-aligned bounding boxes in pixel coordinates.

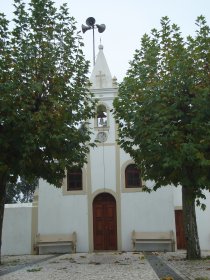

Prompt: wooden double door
[93,193,117,250]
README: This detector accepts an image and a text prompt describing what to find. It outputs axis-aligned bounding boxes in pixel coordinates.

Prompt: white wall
[38,180,89,252]
[173,186,210,250]
[90,146,116,193]
[173,185,182,206]
[107,107,117,143]
[121,187,175,251]
[2,204,33,255]
[196,191,210,250]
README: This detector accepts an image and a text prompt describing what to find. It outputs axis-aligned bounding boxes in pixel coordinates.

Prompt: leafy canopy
[6,177,38,203]
[0,0,96,186]
[114,16,210,204]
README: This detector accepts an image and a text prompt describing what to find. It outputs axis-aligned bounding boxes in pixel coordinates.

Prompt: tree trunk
[0,171,7,264]
[182,185,201,260]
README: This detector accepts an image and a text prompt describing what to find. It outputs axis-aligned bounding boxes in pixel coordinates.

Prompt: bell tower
[87,44,121,252]
[90,44,118,143]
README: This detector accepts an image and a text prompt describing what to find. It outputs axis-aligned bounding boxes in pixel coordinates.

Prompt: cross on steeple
[95,71,106,88]
[90,44,113,89]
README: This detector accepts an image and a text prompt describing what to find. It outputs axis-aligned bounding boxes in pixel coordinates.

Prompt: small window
[67,167,82,191]
[125,164,141,188]
[96,104,107,127]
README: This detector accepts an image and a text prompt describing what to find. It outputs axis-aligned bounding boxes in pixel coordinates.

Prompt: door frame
[175,209,187,249]
[92,192,117,250]
[88,189,122,252]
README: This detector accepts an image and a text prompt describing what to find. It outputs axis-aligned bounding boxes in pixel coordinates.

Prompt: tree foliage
[6,177,38,204]
[114,16,210,259]
[0,0,96,187]
[0,0,95,262]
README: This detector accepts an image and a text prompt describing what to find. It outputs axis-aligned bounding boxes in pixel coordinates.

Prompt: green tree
[114,16,210,260]
[0,0,95,263]
[6,177,38,203]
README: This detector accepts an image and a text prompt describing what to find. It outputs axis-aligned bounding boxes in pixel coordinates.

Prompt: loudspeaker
[86,17,96,27]
[96,24,106,33]
[82,24,91,33]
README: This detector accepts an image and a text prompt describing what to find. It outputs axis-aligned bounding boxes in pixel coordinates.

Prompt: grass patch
[202,256,210,260]
[27,267,42,272]
[57,267,67,270]
[8,259,21,266]
[88,261,101,265]
[60,257,76,263]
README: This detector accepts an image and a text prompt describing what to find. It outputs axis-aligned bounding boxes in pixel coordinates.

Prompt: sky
[0,0,210,82]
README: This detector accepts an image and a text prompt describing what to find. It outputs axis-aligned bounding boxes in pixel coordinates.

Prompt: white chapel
[2,45,210,255]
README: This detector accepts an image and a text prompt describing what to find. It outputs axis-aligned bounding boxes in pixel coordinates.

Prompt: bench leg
[133,241,136,252]
[72,243,76,253]
[34,245,39,255]
[171,241,175,252]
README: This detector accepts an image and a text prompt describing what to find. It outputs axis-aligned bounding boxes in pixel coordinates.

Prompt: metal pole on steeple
[81,17,106,66]
[92,26,95,65]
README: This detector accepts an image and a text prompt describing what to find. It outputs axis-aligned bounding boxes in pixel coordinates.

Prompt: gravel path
[0,252,159,280]
[146,253,186,280]
[159,250,210,280]
[1,251,210,280]
[0,255,59,277]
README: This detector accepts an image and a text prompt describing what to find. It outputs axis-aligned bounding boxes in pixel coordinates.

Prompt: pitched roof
[90,45,113,89]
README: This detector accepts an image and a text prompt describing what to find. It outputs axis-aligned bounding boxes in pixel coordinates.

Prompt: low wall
[2,204,34,255]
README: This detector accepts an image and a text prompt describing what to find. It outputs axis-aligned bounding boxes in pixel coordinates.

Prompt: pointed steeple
[90,45,113,89]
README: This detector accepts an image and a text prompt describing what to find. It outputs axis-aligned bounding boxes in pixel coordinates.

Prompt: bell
[99,117,104,126]
[97,111,106,118]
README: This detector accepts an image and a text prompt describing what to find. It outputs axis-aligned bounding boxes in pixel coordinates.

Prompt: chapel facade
[35,44,210,253]
[2,45,210,256]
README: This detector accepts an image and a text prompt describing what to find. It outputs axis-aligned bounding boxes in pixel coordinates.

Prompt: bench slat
[135,240,172,243]
[37,242,72,247]
[37,234,75,243]
[36,232,77,254]
[132,231,173,240]
[132,230,175,251]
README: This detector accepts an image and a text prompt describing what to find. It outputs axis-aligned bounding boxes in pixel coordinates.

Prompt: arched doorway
[93,192,117,250]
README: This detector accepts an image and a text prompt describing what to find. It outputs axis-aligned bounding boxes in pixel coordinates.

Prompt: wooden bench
[132,230,175,252]
[36,232,77,254]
